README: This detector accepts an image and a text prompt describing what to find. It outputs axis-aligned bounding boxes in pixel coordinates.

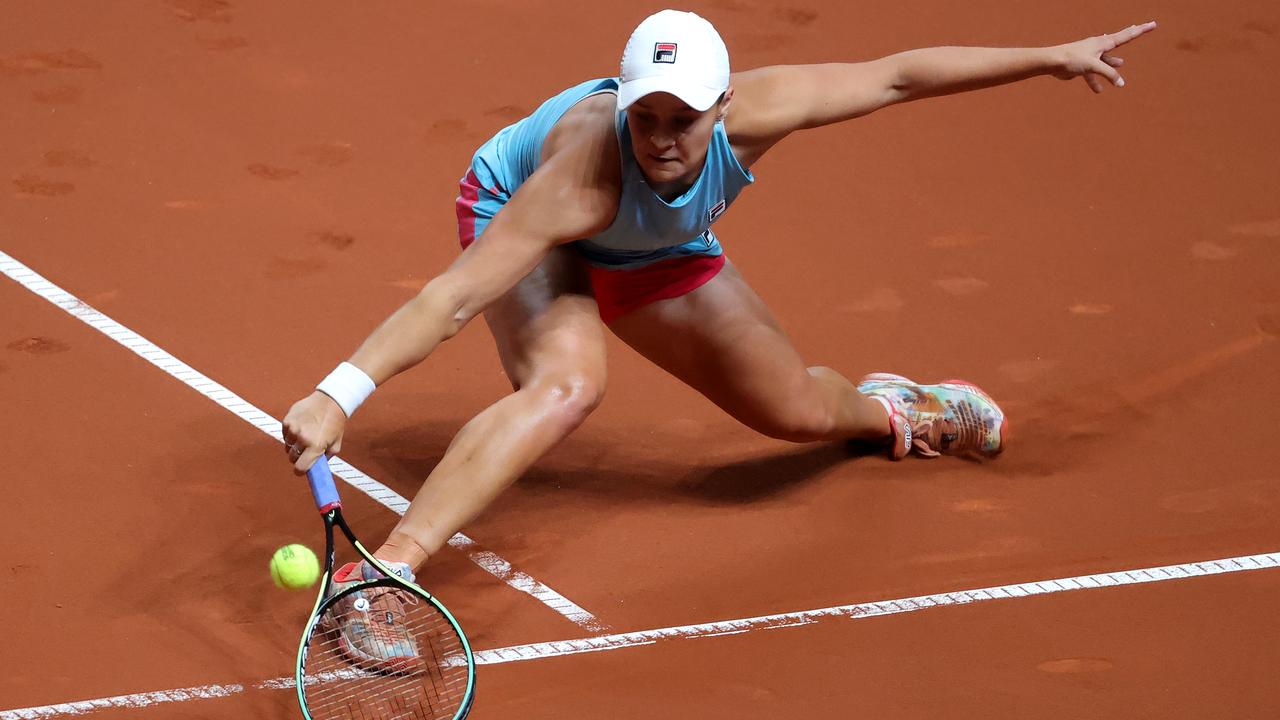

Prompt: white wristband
[316,362,376,418]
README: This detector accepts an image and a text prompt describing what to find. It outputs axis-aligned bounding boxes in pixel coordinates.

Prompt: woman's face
[626,90,731,187]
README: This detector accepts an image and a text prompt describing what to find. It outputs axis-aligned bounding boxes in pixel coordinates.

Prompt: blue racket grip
[305,457,342,512]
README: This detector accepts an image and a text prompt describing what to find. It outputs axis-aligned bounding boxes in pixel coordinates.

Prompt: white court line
[0,684,247,719]
[3,550,1276,718]
[471,551,1279,664]
[0,249,604,633]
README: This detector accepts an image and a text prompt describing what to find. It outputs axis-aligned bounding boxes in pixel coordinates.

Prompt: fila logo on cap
[653,42,677,63]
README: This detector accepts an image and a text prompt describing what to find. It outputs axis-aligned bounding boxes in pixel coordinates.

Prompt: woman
[283,10,1156,667]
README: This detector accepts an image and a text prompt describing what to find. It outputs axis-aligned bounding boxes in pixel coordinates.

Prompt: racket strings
[302,585,469,720]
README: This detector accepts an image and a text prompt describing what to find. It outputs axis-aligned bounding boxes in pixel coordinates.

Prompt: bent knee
[526,370,605,430]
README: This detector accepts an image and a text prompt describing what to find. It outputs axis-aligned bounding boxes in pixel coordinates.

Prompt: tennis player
[284,10,1156,663]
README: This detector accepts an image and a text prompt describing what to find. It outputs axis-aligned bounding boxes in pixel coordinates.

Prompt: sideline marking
[2,550,1276,718]
[0,684,246,719]
[471,550,1279,664]
[0,249,604,632]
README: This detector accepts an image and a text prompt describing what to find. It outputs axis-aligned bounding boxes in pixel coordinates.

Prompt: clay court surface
[4,1,1280,717]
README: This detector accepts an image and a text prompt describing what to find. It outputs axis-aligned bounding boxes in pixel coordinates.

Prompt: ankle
[865,394,896,437]
[375,533,431,572]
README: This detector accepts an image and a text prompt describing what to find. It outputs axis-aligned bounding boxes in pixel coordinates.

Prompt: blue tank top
[468,78,755,269]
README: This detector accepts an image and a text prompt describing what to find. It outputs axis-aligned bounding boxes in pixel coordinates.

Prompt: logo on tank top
[653,42,678,63]
[708,198,727,224]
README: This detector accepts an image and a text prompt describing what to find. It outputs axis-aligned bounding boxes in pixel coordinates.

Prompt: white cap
[618,10,730,112]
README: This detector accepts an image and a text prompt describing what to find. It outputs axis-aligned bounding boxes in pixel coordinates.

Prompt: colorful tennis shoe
[320,560,422,673]
[857,373,1008,459]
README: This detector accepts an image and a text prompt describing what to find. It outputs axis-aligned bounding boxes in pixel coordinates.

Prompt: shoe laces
[370,585,418,615]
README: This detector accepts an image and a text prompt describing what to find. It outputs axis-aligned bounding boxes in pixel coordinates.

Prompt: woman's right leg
[374,246,607,571]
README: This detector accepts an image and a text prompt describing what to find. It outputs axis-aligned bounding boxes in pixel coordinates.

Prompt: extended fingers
[1111,20,1158,48]
[1077,22,1151,93]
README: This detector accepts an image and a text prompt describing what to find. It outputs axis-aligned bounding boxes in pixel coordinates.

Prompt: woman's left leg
[606,259,890,443]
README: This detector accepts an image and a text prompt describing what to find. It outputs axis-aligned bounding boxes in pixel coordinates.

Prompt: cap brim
[617,76,722,112]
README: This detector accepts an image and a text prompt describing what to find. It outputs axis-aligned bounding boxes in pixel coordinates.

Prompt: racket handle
[305,457,342,512]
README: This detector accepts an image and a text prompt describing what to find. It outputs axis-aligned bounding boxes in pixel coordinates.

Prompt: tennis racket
[295,457,476,719]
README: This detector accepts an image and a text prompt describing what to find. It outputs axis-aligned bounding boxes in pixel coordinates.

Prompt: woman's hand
[1053,21,1157,93]
[282,391,347,473]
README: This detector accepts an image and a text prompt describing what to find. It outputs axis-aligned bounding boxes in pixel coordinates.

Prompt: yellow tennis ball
[270,544,320,590]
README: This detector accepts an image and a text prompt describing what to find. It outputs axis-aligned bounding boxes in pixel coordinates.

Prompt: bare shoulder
[723,66,798,167]
[501,92,620,242]
[542,92,619,164]
[726,65,788,110]
[725,62,900,167]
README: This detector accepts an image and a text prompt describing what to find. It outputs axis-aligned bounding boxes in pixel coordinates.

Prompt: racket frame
[294,458,476,719]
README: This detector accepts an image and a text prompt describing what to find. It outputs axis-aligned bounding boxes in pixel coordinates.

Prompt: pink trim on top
[455,170,482,249]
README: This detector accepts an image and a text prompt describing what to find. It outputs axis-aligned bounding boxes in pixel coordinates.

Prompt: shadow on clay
[677,442,879,504]
[362,420,883,508]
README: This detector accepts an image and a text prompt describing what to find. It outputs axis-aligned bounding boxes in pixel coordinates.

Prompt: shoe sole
[860,373,1009,455]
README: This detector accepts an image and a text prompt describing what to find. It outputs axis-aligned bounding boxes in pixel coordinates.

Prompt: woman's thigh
[606,259,823,433]
[482,245,608,391]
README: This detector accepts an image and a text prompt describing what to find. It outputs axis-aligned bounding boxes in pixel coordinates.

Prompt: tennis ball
[270,544,320,590]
